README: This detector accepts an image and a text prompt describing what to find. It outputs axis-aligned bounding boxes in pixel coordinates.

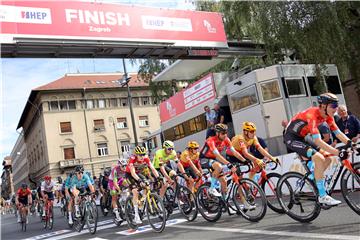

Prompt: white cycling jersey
[41,180,55,192]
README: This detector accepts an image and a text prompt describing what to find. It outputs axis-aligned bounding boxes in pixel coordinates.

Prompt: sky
[0,0,196,174]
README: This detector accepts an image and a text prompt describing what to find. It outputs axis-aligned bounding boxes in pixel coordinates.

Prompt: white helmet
[118,158,127,166]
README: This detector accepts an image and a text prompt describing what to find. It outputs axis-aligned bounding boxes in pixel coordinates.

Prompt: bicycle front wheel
[261,172,285,214]
[233,178,267,222]
[196,183,222,222]
[277,171,321,222]
[85,200,98,234]
[124,195,138,230]
[341,162,360,215]
[48,206,54,230]
[146,193,166,233]
[177,185,198,221]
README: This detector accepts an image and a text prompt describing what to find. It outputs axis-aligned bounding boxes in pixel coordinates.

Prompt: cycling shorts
[125,172,147,189]
[284,131,320,159]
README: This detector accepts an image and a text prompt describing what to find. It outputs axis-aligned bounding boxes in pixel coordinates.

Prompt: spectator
[335,105,360,143]
[214,103,225,124]
[204,105,216,138]
[249,136,268,159]
[318,122,336,146]
[281,119,293,153]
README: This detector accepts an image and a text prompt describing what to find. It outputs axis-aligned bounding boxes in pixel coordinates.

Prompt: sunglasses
[166,148,174,151]
[77,171,84,175]
[248,130,255,134]
[329,103,338,109]
[191,147,199,150]
[219,131,227,135]
[138,153,146,157]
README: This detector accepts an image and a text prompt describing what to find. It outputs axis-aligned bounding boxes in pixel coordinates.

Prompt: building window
[120,98,128,107]
[117,118,128,129]
[59,101,68,110]
[86,100,94,109]
[60,122,72,133]
[120,141,130,153]
[94,119,105,131]
[98,99,106,108]
[260,79,282,102]
[139,116,149,127]
[142,97,150,105]
[64,147,75,160]
[97,143,108,156]
[50,101,59,111]
[230,85,259,113]
[325,76,342,94]
[68,100,76,109]
[110,98,118,107]
[174,124,185,140]
[285,78,306,97]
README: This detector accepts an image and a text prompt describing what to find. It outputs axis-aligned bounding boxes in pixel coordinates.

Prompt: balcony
[59,159,83,169]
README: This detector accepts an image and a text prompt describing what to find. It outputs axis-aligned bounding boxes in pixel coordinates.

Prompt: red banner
[159,73,216,123]
[0,1,227,48]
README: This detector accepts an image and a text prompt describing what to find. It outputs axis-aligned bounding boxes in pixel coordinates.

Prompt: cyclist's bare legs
[312,152,331,180]
[212,162,227,194]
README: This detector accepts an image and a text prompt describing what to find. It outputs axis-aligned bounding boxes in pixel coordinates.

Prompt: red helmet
[44,175,51,181]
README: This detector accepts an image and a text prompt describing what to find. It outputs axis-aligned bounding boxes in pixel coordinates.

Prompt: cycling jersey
[202,136,232,159]
[69,174,93,190]
[226,134,260,156]
[41,180,55,193]
[152,149,177,169]
[180,150,200,168]
[64,174,73,190]
[17,188,31,198]
[287,107,339,139]
[109,165,126,183]
[126,155,151,174]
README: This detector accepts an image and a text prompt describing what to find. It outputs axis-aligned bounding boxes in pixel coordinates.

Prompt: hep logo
[21,11,47,20]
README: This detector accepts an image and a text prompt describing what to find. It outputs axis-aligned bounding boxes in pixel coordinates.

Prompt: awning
[153,58,224,82]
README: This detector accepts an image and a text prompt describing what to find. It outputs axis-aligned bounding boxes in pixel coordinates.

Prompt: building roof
[17,72,148,130]
[35,72,147,91]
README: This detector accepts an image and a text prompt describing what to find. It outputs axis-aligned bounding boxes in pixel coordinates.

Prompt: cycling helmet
[317,93,339,105]
[57,176,63,184]
[214,123,228,132]
[74,165,84,173]
[118,158,128,166]
[44,175,51,181]
[104,169,111,177]
[134,146,146,155]
[243,122,257,131]
[163,140,174,149]
[21,183,28,189]
[188,141,199,149]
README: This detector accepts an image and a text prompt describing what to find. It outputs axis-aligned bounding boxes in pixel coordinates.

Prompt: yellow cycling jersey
[231,134,260,152]
[180,150,200,168]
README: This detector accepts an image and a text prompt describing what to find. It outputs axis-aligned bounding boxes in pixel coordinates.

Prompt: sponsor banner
[159,73,216,123]
[0,1,227,47]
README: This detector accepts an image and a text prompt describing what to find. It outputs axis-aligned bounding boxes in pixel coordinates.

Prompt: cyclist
[125,146,160,224]
[41,175,55,219]
[178,141,203,192]
[64,171,75,225]
[227,122,276,180]
[15,183,32,223]
[200,123,247,198]
[30,187,38,216]
[152,141,178,196]
[284,92,352,206]
[55,176,63,207]
[109,159,127,222]
[68,165,95,218]
[99,169,110,213]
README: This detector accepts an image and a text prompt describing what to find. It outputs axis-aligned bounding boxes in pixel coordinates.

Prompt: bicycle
[60,197,67,217]
[18,204,28,232]
[163,173,198,221]
[73,191,98,234]
[113,188,129,227]
[124,180,166,233]
[38,199,44,221]
[42,198,54,230]
[276,144,360,222]
[197,162,267,222]
[250,159,285,214]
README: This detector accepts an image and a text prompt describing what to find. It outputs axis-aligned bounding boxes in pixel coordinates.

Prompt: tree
[196,1,360,96]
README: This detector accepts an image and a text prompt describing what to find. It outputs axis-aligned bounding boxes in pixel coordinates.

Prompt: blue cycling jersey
[68,173,93,190]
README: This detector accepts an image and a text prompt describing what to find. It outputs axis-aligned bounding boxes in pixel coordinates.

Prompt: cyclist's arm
[213,150,229,165]
[160,164,171,181]
[129,164,141,182]
[189,159,201,175]
[230,147,247,162]
[27,193,32,205]
[148,162,160,178]
[177,161,186,174]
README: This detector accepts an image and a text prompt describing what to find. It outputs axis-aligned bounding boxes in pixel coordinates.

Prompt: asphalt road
[1,193,359,240]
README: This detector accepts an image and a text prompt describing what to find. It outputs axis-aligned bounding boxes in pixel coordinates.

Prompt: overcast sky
[0,0,195,174]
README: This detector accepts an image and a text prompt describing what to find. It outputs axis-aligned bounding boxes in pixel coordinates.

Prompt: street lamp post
[109,117,121,158]
[120,58,138,146]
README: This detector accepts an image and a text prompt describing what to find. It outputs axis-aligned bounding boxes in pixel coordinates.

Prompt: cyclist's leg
[109,181,121,220]
[126,173,142,223]
[184,167,196,192]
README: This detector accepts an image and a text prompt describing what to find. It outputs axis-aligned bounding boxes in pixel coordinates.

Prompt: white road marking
[168,225,359,240]
[23,230,72,240]
[87,238,108,240]
[116,219,187,236]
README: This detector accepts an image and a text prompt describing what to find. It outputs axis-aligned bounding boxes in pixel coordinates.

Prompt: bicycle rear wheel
[177,185,198,221]
[341,162,360,215]
[146,193,166,233]
[21,211,27,232]
[277,171,321,223]
[86,200,98,234]
[261,172,286,214]
[196,183,222,222]
[233,178,267,222]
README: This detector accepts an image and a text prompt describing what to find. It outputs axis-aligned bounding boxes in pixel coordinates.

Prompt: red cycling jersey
[125,155,151,174]
[288,107,339,138]
[17,188,31,198]
[202,136,232,159]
